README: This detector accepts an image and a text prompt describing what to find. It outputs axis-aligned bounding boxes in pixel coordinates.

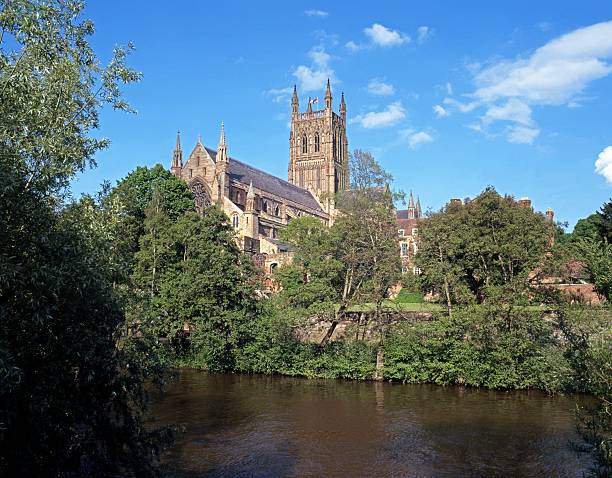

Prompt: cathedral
[170,80,349,270]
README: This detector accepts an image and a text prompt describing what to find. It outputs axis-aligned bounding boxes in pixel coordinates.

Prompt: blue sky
[73,1,612,229]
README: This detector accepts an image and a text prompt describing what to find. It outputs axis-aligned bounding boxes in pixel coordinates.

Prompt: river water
[150,370,591,477]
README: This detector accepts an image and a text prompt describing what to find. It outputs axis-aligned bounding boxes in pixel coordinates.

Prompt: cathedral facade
[170,80,348,269]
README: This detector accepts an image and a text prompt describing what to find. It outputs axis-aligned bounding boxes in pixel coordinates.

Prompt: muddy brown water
[149,370,592,477]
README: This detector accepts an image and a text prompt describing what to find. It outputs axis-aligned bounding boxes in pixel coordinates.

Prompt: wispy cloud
[417,26,433,44]
[265,86,293,103]
[305,9,328,17]
[433,104,449,118]
[350,102,406,128]
[401,129,434,148]
[595,146,612,183]
[345,40,363,52]
[293,46,336,92]
[367,78,395,96]
[444,21,612,144]
[364,23,409,47]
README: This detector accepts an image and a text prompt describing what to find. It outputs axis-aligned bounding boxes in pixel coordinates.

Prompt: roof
[204,147,324,214]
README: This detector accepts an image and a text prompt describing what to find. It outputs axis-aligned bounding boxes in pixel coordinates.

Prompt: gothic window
[190,180,211,213]
[332,132,336,159]
[316,168,320,190]
[262,200,268,213]
[189,169,193,178]
[400,242,409,257]
[231,214,239,229]
[314,132,320,152]
[274,205,280,216]
[269,263,278,274]
[302,134,308,153]
[196,156,200,167]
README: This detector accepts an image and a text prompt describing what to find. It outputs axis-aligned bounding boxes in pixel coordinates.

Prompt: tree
[597,199,612,243]
[572,213,603,243]
[416,187,551,307]
[0,1,163,475]
[132,203,259,371]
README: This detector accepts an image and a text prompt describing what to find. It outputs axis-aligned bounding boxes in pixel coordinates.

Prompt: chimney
[518,197,532,209]
[546,208,554,222]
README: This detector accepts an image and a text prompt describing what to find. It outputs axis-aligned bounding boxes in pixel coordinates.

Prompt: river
[149,370,591,477]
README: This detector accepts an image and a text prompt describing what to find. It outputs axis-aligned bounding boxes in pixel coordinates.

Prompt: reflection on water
[149,370,590,477]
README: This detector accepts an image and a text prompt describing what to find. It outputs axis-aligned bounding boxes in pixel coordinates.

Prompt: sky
[73,0,612,230]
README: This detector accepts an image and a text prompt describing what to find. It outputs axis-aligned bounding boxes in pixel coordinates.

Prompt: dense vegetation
[1,0,610,476]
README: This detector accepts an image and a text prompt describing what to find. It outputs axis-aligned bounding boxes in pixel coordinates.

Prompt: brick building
[396,191,422,274]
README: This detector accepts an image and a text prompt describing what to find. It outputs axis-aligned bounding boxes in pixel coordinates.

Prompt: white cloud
[364,23,409,47]
[367,78,395,96]
[473,20,612,105]
[305,9,328,17]
[482,98,534,126]
[401,129,434,148]
[446,82,453,95]
[595,146,612,183]
[293,47,335,92]
[433,104,449,118]
[350,102,406,128]
[417,26,433,44]
[345,40,363,52]
[506,125,540,144]
[538,21,552,32]
[265,86,293,103]
[446,21,612,144]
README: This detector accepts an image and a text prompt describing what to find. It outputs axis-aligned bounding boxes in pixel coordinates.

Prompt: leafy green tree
[0,1,164,475]
[572,213,603,243]
[104,165,194,285]
[416,187,551,307]
[132,203,259,371]
[575,239,612,301]
[597,199,612,244]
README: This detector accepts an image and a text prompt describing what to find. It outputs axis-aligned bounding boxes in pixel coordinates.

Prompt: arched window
[332,132,336,159]
[314,132,320,152]
[274,205,280,216]
[270,263,278,274]
[302,134,308,153]
[262,200,268,213]
[231,214,239,229]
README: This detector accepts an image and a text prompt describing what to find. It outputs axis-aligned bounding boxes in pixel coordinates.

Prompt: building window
[332,132,336,159]
[400,242,409,257]
[196,156,200,167]
[413,242,418,254]
[189,169,193,178]
[274,205,280,216]
[398,229,405,236]
[302,134,308,153]
[231,214,239,229]
[413,266,422,275]
[401,266,410,274]
[412,228,418,236]
[270,263,278,274]
[262,200,268,213]
[314,132,320,152]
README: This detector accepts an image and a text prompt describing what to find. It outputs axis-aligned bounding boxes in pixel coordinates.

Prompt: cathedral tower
[288,79,349,215]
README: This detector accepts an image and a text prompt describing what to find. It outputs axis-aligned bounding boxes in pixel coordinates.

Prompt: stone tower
[288,79,349,215]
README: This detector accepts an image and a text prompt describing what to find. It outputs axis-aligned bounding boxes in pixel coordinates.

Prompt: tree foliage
[415,187,552,308]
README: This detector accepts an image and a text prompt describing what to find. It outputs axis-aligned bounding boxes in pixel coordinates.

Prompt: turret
[243,181,259,239]
[324,78,332,110]
[408,191,415,219]
[171,130,183,177]
[292,84,299,116]
[339,92,346,120]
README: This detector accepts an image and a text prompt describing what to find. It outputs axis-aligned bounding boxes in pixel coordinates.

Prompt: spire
[217,121,228,164]
[307,96,313,113]
[324,78,332,109]
[247,181,255,199]
[340,91,346,117]
[292,84,299,115]
[171,130,183,174]
[219,121,226,146]
[408,190,415,208]
[416,196,422,218]
[197,133,202,145]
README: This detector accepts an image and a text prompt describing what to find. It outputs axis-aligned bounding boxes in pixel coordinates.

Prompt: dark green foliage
[132,200,259,372]
[571,213,604,243]
[597,199,612,244]
[103,165,194,284]
[383,306,571,392]
[558,307,612,477]
[235,304,377,380]
[0,165,164,477]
